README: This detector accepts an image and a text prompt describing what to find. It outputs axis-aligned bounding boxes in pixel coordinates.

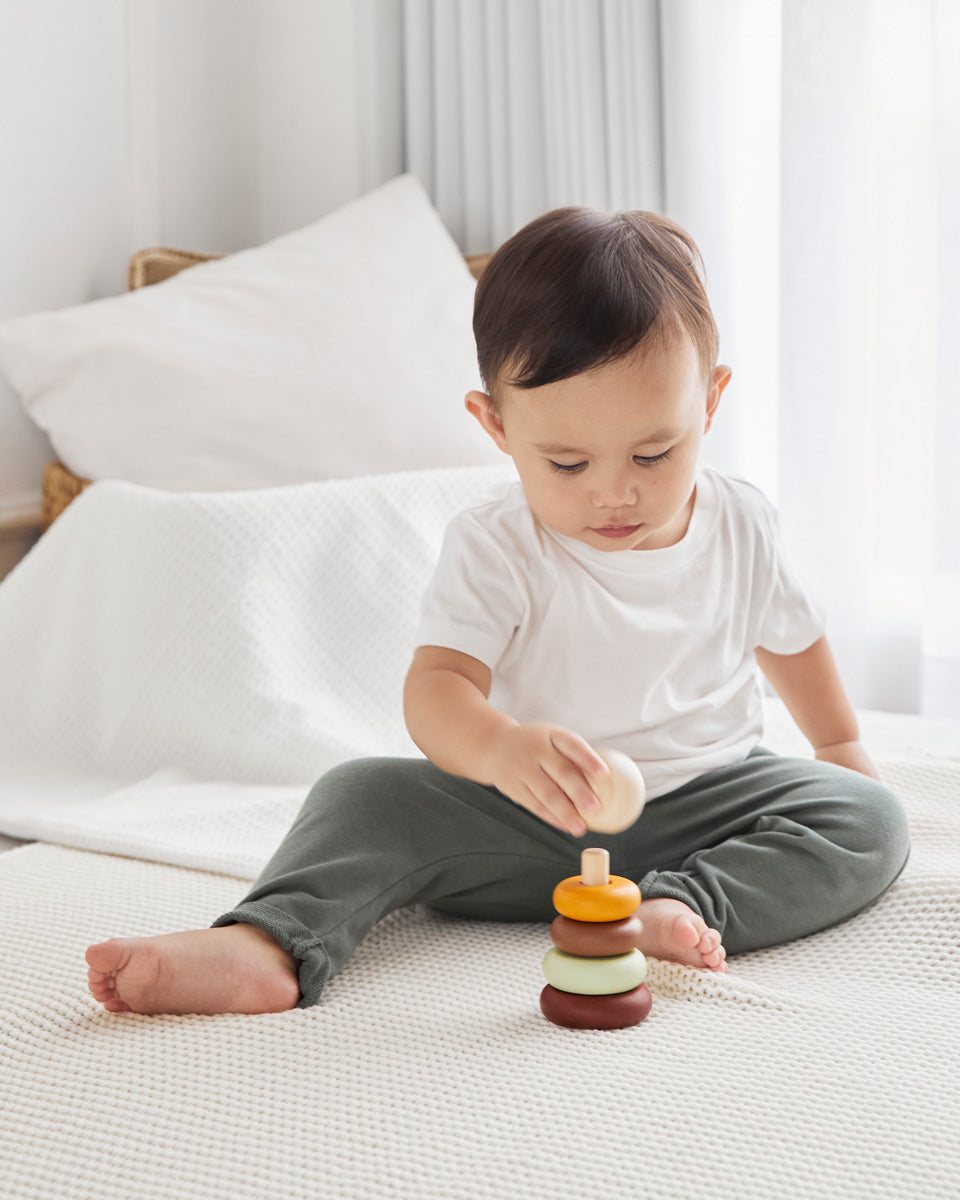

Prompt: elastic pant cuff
[637,874,706,922]
[211,902,332,1008]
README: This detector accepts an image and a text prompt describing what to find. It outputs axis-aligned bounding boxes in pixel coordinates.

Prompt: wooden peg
[580,847,610,887]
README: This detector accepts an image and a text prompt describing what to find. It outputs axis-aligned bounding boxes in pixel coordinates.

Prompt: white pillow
[0,174,502,490]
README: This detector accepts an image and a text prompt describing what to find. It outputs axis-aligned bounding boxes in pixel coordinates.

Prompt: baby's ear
[705,366,732,431]
[465,391,509,452]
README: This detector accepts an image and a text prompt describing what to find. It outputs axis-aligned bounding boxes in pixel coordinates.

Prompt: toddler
[86,207,910,1014]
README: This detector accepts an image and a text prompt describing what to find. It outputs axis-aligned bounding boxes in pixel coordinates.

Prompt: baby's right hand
[484,723,610,837]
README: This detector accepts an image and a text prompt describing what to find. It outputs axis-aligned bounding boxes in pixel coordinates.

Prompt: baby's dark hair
[473,207,719,403]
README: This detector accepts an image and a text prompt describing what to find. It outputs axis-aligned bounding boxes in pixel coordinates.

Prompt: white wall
[0,0,396,579]
[0,0,128,574]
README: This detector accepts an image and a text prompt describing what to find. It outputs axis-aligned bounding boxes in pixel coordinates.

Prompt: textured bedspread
[2,748,959,1200]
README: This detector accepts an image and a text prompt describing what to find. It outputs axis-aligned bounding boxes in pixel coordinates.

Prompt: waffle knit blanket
[0,465,515,873]
[1,749,960,1200]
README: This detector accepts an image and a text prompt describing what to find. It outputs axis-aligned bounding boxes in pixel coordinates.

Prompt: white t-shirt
[414,466,825,799]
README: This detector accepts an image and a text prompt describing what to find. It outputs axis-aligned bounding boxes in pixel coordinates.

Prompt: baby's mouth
[593,523,643,538]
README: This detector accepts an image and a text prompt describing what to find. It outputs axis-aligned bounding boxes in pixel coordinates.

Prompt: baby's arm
[755,635,881,779]
[403,645,608,836]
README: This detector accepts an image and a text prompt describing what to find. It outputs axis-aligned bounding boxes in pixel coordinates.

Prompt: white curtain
[387,0,960,719]
[775,0,959,718]
[400,0,664,252]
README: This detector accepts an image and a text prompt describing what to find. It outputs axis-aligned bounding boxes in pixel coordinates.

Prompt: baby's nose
[591,473,638,508]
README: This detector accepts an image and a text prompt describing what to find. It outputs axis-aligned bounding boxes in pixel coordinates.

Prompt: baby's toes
[698,928,721,954]
[699,930,727,972]
[87,972,112,1001]
[87,968,128,1008]
[101,996,132,1013]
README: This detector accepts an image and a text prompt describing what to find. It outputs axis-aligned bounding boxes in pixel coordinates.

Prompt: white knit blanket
[0,465,516,873]
[1,750,959,1200]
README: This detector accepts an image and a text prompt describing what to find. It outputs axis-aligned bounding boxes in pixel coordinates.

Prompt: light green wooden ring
[541,947,648,996]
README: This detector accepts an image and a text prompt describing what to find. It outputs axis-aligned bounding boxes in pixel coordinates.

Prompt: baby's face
[468,337,728,553]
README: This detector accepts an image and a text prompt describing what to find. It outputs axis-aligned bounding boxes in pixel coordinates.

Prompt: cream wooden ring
[541,947,648,995]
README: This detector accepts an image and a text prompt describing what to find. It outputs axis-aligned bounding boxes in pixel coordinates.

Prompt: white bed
[1,468,959,1200]
[2,178,959,1197]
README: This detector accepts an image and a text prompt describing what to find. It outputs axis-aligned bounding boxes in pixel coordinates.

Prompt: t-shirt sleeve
[753,493,827,655]
[413,510,526,670]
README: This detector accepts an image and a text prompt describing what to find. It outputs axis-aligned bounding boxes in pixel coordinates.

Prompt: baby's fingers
[549,729,609,782]
[547,730,609,813]
[521,774,588,838]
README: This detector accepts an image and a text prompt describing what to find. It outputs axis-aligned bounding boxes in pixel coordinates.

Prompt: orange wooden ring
[553,874,641,922]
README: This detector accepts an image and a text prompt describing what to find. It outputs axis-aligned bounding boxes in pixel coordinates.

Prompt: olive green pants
[212,748,910,1006]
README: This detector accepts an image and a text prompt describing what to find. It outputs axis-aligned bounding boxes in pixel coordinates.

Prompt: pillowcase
[0,174,502,491]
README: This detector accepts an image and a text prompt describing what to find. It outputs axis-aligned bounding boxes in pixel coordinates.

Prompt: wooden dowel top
[580,847,610,887]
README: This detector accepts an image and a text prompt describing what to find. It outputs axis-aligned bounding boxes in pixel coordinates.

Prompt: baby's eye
[549,460,588,474]
[634,450,672,465]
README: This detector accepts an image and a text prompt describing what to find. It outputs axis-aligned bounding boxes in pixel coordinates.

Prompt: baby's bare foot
[636,897,727,972]
[85,923,301,1015]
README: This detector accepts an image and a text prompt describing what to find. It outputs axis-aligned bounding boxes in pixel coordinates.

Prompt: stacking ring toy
[539,849,653,1030]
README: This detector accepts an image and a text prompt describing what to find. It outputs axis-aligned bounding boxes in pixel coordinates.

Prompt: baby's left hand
[815,739,882,780]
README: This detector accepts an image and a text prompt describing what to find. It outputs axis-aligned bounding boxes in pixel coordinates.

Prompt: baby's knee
[311,756,401,797]
[304,757,412,813]
[300,756,445,830]
[840,776,911,892]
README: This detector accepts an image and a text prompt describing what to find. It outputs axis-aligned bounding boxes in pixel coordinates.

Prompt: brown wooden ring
[540,983,652,1029]
[550,913,643,957]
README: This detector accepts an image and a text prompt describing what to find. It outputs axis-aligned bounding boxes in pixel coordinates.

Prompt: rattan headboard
[41,246,491,528]
[127,246,491,290]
